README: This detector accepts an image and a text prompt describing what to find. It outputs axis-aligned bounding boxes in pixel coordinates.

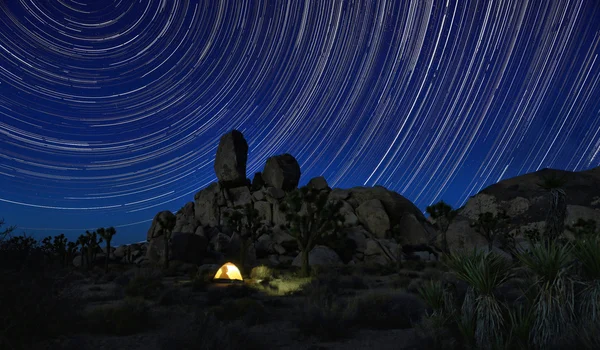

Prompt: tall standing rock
[147,211,177,241]
[214,130,248,188]
[262,154,301,191]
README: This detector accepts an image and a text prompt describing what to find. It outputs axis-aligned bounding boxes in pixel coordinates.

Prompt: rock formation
[262,153,301,191]
[443,166,600,253]
[214,130,248,188]
[142,130,434,268]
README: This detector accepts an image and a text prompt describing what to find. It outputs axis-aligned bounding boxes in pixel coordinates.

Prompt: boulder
[173,213,200,235]
[266,187,286,200]
[253,190,265,201]
[209,233,231,253]
[262,154,301,191]
[272,227,297,251]
[363,239,398,265]
[307,176,329,190]
[177,201,195,218]
[146,238,167,263]
[146,211,176,241]
[272,202,288,227]
[214,130,248,187]
[113,245,127,258]
[395,213,429,245]
[194,226,205,237]
[343,226,369,253]
[228,186,252,207]
[254,201,272,224]
[171,233,208,265]
[356,199,391,238]
[251,172,265,191]
[344,186,426,225]
[256,234,275,257]
[292,245,342,267]
[339,200,359,227]
[329,188,350,201]
[194,182,225,227]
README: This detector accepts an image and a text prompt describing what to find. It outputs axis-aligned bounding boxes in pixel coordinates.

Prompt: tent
[213,262,243,282]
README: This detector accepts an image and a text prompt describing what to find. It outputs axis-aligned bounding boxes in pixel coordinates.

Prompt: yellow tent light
[213,262,243,282]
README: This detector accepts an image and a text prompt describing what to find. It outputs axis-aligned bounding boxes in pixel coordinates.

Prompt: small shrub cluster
[125,269,164,299]
[206,283,257,305]
[346,289,426,330]
[85,298,153,336]
[209,297,268,326]
[249,265,276,281]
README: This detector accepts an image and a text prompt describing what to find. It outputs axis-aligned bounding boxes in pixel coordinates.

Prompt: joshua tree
[470,210,510,252]
[76,234,89,268]
[281,186,344,277]
[0,218,16,242]
[85,230,103,267]
[224,204,267,271]
[66,241,78,267]
[97,227,117,273]
[157,213,176,269]
[537,173,568,243]
[426,200,458,253]
[52,234,68,267]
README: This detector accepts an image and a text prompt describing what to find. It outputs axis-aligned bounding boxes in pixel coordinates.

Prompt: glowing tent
[213,262,243,282]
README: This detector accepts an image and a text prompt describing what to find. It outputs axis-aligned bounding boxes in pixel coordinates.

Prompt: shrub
[125,269,164,299]
[86,298,153,336]
[295,291,353,340]
[157,287,189,306]
[346,289,426,329]
[209,298,268,326]
[188,312,265,350]
[206,284,256,305]
[0,270,83,348]
[249,265,276,281]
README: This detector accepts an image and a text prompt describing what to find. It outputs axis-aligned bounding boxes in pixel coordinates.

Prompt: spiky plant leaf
[517,241,575,348]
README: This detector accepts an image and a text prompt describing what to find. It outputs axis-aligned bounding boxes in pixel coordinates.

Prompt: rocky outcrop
[262,154,301,191]
[356,199,390,238]
[140,131,443,269]
[214,130,248,188]
[445,166,600,252]
[171,233,207,265]
[147,211,176,241]
[292,245,342,267]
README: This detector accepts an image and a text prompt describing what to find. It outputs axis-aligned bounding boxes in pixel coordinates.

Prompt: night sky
[1,1,599,246]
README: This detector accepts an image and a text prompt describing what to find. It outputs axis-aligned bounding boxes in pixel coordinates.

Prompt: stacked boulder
[144,130,436,267]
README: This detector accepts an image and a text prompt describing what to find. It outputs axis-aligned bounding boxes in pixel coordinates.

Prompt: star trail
[1,0,599,245]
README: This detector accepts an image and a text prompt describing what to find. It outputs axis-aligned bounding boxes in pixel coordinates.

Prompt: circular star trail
[1,0,599,245]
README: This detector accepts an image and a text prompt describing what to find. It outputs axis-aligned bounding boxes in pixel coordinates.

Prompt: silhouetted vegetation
[280,186,345,276]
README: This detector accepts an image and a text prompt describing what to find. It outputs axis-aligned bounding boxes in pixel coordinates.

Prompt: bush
[86,298,153,336]
[157,287,190,306]
[209,298,268,326]
[0,270,83,348]
[346,289,426,329]
[189,312,265,350]
[295,297,352,341]
[249,265,276,281]
[125,269,164,299]
[206,284,256,305]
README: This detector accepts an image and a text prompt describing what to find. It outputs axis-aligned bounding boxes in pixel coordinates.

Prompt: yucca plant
[503,303,534,350]
[572,235,600,323]
[443,250,513,349]
[418,280,447,315]
[517,240,574,348]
